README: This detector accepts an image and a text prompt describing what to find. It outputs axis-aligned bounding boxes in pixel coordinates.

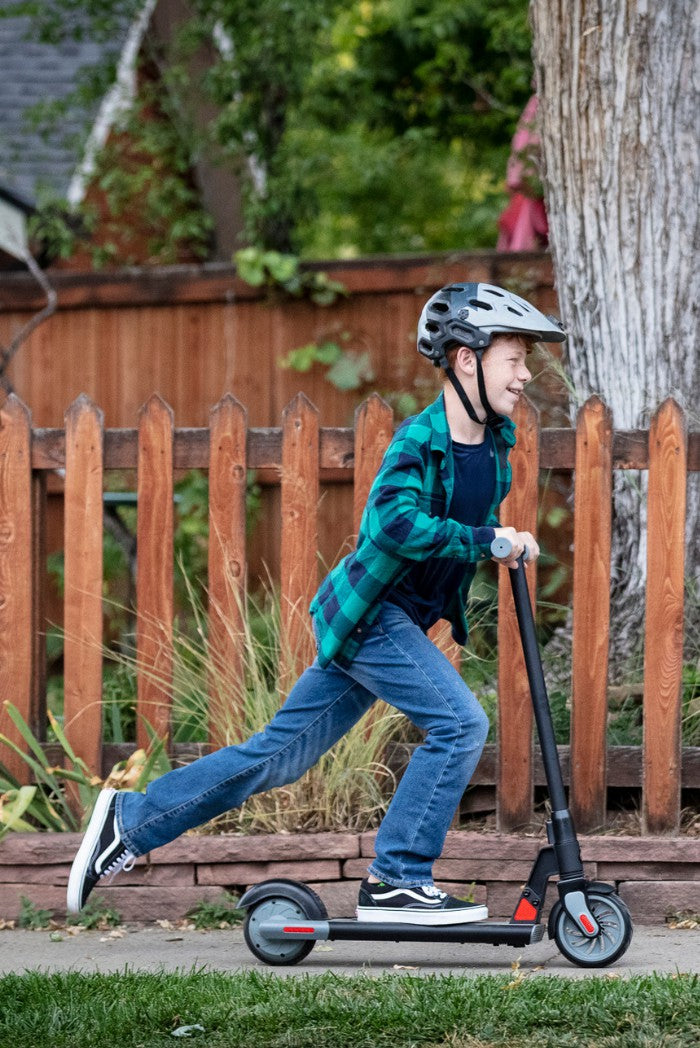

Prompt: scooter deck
[257,917,545,947]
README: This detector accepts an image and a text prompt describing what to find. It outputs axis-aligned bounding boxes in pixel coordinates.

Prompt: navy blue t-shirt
[384,437,496,631]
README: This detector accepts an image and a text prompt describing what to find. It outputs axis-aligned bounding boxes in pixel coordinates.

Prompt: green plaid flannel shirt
[310,392,516,668]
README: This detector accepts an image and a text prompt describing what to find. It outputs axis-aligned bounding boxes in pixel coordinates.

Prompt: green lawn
[0,970,697,1048]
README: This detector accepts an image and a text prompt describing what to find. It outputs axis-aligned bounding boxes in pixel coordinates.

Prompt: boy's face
[454,335,532,419]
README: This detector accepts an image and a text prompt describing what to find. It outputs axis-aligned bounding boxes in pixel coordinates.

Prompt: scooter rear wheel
[551,891,632,968]
[243,885,327,966]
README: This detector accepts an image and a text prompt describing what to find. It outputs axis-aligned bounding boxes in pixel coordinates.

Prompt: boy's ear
[454,345,477,373]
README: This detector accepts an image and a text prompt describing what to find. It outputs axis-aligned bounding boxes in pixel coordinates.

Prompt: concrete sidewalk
[0,923,698,978]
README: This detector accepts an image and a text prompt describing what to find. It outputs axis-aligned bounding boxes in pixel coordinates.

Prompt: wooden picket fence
[0,391,698,837]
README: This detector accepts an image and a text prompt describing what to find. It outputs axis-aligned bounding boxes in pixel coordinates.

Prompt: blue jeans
[116,603,489,887]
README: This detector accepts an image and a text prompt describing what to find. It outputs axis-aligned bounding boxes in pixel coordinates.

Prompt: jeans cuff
[367,863,433,888]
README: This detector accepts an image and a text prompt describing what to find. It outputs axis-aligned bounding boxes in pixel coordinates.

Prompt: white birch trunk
[530,0,699,664]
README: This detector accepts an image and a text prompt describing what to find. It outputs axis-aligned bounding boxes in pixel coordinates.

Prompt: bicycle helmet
[417,282,566,427]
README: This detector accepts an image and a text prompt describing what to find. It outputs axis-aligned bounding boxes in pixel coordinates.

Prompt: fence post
[497,396,539,831]
[353,393,393,536]
[280,394,319,695]
[136,394,174,751]
[0,395,34,783]
[643,398,686,834]
[64,395,104,777]
[208,394,248,747]
[570,396,613,831]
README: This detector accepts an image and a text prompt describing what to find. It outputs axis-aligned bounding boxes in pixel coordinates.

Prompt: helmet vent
[468,298,493,310]
[483,287,504,297]
[507,306,524,315]
[431,302,450,313]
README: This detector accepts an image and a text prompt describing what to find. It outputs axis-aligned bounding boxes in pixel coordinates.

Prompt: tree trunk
[530,0,699,667]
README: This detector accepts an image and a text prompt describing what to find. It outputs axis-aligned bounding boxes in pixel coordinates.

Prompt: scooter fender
[238,878,326,914]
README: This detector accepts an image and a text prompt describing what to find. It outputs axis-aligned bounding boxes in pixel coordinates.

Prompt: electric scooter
[239,538,633,968]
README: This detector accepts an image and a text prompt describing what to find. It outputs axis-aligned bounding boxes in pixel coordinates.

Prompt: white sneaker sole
[66,788,117,914]
[355,904,489,926]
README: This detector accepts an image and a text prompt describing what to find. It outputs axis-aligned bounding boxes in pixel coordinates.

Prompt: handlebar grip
[490,536,529,561]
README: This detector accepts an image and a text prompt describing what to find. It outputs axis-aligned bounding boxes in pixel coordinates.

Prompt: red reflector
[579,914,595,934]
[282,926,314,933]
[513,898,538,922]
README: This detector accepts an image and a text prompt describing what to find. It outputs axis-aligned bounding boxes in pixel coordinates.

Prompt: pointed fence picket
[570,397,613,832]
[0,396,33,783]
[136,395,174,751]
[0,391,697,835]
[280,394,320,693]
[643,399,687,833]
[207,395,248,749]
[63,396,104,778]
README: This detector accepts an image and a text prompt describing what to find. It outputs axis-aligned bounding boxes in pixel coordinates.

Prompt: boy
[68,282,565,925]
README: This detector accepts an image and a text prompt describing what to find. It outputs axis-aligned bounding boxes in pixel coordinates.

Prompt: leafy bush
[186,892,244,929]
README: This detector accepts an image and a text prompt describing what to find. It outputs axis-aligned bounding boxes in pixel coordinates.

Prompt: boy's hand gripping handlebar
[490,535,529,562]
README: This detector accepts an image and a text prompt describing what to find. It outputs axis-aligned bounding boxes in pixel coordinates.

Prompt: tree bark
[530,0,699,666]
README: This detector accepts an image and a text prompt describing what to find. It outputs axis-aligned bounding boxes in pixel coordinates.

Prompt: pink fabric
[497,95,549,251]
[497,194,548,252]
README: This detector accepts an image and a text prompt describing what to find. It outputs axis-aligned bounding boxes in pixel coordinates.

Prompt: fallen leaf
[99,929,126,942]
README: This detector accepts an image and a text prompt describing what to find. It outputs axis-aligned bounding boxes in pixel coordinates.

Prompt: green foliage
[1,0,141,47]
[66,897,122,930]
[0,704,101,836]
[683,661,700,746]
[292,0,532,255]
[0,703,172,838]
[186,892,244,929]
[280,334,376,393]
[17,896,52,931]
[26,188,86,261]
[234,248,347,305]
[88,73,214,265]
[194,0,341,251]
[8,0,532,261]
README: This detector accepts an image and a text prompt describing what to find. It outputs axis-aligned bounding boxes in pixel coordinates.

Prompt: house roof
[0,0,134,205]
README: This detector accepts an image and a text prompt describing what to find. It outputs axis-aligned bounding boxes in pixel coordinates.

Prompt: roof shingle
[0,0,128,202]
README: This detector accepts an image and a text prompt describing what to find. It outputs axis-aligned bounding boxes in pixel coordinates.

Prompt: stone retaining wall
[0,831,697,925]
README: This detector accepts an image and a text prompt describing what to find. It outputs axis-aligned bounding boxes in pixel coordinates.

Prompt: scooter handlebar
[490,536,529,562]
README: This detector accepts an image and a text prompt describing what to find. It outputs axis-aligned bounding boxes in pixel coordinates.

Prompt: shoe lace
[104,850,136,882]
[421,884,447,900]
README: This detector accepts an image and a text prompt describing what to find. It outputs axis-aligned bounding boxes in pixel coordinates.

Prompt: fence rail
[1,391,698,836]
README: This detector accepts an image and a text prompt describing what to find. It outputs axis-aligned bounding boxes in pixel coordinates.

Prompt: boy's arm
[363,438,494,563]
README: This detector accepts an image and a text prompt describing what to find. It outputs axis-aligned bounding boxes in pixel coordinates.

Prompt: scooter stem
[492,540,598,935]
[506,556,568,814]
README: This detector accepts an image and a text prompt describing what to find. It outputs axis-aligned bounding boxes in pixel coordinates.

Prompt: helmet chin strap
[443,351,504,430]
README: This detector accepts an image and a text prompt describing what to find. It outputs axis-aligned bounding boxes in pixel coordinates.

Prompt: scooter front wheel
[551,891,633,968]
[243,886,327,966]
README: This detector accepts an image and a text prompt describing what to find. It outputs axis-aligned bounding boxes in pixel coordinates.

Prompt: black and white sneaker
[67,788,136,914]
[356,878,488,926]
